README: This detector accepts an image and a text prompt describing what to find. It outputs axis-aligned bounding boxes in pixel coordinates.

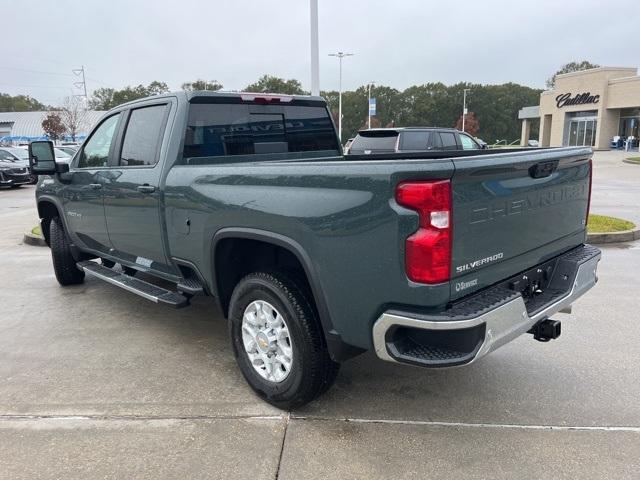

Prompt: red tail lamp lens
[396,180,452,284]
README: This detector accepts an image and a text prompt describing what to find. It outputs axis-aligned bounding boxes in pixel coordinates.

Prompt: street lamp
[309,0,320,96]
[328,51,354,142]
[462,88,471,133]
[367,81,376,129]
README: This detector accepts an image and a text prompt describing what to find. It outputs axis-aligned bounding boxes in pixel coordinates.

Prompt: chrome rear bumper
[373,245,601,367]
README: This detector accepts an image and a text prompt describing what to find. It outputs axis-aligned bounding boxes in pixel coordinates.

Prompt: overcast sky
[2,0,638,105]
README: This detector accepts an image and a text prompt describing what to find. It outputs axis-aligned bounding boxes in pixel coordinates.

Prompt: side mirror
[29,141,57,175]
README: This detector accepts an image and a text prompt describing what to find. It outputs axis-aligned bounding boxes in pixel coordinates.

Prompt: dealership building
[519,67,640,149]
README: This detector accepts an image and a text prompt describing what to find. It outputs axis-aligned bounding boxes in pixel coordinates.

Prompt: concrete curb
[587,227,640,244]
[23,231,47,247]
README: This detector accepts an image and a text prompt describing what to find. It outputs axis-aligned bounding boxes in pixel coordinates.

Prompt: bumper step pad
[77,260,189,308]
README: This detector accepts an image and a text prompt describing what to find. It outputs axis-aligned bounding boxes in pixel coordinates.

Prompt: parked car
[53,148,73,163]
[0,147,36,184]
[30,91,600,408]
[55,146,78,156]
[347,127,486,154]
[343,137,354,154]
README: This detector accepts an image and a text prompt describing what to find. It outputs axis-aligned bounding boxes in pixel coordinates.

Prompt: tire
[228,271,339,409]
[49,216,85,286]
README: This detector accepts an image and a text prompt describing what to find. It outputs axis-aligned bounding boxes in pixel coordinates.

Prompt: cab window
[401,131,431,150]
[459,133,480,150]
[119,105,168,166]
[439,132,458,150]
[77,114,121,168]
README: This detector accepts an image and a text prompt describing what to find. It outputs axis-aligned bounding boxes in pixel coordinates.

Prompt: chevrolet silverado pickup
[29,91,600,409]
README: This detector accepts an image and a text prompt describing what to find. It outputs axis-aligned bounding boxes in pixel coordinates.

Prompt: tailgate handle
[529,160,559,179]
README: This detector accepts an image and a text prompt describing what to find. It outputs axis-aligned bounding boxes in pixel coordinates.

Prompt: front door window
[77,114,121,168]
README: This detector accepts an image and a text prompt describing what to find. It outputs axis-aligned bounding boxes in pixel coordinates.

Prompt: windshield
[6,148,28,160]
[348,131,399,154]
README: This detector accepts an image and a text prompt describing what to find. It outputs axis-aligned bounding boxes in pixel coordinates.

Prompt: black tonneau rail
[345,147,542,161]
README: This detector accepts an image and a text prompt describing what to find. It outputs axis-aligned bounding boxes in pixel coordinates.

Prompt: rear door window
[349,132,398,153]
[400,131,431,150]
[119,104,168,166]
[183,102,339,160]
[439,132,458,151]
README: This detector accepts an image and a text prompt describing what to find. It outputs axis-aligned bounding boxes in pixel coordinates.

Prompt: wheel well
[214,238,315,319]
[37,201,60,246]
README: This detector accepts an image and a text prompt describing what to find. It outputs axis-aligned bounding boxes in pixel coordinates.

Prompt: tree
[88,81,170,110]
[244,75,307,95]
[41,112,65,141]
[546,61,600,88]
[181,79,223,91]
[60,96,85,142]
[0,93,46,112]
[455,112,479,136]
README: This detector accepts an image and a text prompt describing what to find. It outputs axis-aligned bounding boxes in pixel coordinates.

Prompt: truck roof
[358,127,459,134]
[113,91,327,110]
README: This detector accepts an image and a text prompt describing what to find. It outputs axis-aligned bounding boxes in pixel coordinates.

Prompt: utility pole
[367,81,376,129]
[328,52,354,142]
[309,0,320,96]
[72,65,88,103]
[462,88,470,133]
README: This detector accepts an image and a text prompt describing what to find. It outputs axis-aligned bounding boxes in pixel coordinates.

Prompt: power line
[0,66,74,77]
[0,82,73,90]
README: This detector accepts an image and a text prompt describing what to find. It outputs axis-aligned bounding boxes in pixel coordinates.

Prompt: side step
[177,277,204,296]
[77,260,190,308]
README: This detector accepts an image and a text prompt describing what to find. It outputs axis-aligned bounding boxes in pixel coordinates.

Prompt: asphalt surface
[0,151,639,479]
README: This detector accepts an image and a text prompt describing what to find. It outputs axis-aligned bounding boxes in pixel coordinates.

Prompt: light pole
[309,0,320,96]
[462,88,471,133]
[367,81,376,129]
[328,51,354,142]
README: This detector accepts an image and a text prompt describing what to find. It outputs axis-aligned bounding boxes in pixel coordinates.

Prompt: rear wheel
[228,271,339,409]
[50,216,84,286]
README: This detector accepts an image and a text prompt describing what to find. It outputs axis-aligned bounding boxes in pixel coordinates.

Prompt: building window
[619,108,639,139]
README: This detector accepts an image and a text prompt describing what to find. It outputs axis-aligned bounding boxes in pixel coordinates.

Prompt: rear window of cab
[183,102,339,162]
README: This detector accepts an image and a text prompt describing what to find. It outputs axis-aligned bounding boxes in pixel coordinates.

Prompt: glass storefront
[566,111,597,146]
[619,108,640,139]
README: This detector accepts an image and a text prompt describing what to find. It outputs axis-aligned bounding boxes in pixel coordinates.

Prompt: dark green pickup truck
[29,91,600,408]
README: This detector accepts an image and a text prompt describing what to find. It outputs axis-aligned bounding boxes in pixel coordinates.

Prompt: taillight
[240,93,294,103]
[396,180,452,284]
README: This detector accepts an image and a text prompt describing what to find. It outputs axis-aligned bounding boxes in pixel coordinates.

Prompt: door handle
[89,183,102,190]
[137,184,156,194]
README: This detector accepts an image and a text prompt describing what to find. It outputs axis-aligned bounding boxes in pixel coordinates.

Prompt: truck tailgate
[450,147,592,299]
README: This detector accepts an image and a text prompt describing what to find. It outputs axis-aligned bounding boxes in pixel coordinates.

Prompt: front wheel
[228,271,339,409]
[50,216,85,286]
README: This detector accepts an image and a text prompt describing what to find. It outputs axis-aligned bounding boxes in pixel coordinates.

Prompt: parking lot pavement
[591,150,640,225]
[1,172,639,479]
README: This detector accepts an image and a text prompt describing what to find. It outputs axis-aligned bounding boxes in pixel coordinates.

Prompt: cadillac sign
[555,92,600,108]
